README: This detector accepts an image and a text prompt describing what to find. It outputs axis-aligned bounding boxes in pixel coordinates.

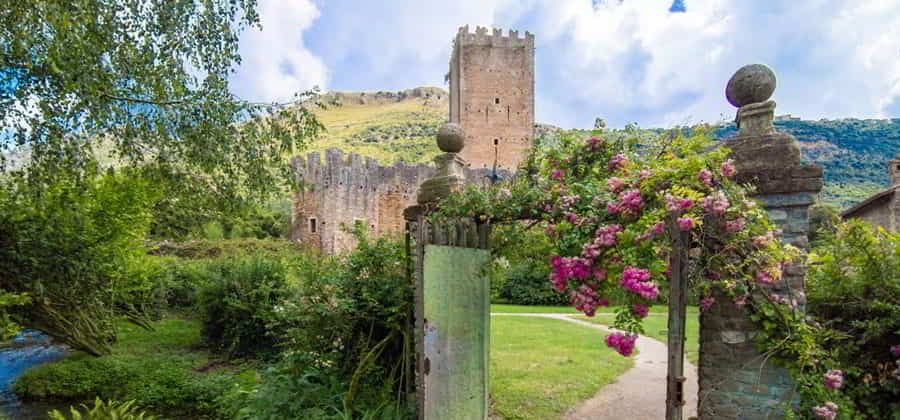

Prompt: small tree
[0,168,157,355]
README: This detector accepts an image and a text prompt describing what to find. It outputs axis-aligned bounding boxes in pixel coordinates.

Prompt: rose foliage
[434,129,855,418]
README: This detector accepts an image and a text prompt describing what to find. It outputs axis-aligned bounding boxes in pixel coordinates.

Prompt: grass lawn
[492,303,698,315]
[577,310,700,364]
[490,315,632,420]
[491,304,580,314]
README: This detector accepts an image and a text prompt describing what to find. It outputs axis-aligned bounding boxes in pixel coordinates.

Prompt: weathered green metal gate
[406,217,491,420]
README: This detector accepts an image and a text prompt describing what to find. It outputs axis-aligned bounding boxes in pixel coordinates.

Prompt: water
[0,331,68,419]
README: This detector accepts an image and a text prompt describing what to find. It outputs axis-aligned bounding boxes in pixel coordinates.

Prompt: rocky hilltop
[318,87,448,107]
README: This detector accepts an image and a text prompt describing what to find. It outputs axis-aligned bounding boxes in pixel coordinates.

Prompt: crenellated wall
[290,148,497,253]
[450,25,534,171]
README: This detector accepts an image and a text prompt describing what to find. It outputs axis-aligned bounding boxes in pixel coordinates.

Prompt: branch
[101,93,185,106]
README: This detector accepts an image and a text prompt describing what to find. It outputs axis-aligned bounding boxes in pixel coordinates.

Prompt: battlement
[455,25,534,48]
[292,148,434,195]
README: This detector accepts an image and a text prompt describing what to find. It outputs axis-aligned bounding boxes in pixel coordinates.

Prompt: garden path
[491,313,698,420]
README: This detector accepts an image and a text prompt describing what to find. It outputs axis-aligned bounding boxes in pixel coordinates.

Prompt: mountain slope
[306,87,899,210]
[307,87,446,164]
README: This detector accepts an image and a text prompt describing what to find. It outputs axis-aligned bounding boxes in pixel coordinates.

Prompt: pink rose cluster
[665,194,694,213]
[619,266,659,300]
[608,189,644,215]
[725,217,746,233]
[560,194,579,208]
[891,344,900,357]
[582,224,623,258]
[605,332,638,357]
[756,270,776,285]
[812,402,838,420]
[587,136,603,149]
[698,168,714,186]
[677,217,695,231]
[699,296,716,311]
[752,230,776,248]
[570,284,609,317]
[720,159,736,178]
[702,191,730,216]
[608,153,629,171]
[596,224,623,247]
[549,256,591,292]
[823,369,844,390]
[607,177,626,193]
[552,169,564,180]
[632,303,649,318]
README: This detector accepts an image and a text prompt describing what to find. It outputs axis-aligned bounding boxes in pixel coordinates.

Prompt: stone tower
[449,26,534,171]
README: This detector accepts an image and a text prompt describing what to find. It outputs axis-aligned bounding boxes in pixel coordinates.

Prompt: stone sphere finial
[436,122,465,153]
[726,64,776,108]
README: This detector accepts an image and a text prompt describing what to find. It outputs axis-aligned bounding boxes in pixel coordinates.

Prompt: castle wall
[291,149,497,253]
[450,26,534,171]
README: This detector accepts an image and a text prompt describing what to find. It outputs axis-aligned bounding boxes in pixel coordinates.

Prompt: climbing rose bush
[533,131,797,342]
[433,128,854,418]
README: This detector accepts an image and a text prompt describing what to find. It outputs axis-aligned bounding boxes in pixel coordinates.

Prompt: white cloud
[527,0,900,127]
[230,0,328,102]
[306,0,523,89]
[227,0,900,126]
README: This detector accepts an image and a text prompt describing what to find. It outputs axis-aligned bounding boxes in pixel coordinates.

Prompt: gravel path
[491,313,698,420]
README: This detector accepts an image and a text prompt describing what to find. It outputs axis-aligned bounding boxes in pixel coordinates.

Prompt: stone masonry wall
[850,194,895,231]
[698,126,824,418]
[291,148,496,254]
[450,26,534,171]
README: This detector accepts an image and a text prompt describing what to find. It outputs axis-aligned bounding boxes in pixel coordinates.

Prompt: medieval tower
[291,27,534,253]
[449,26,535,170]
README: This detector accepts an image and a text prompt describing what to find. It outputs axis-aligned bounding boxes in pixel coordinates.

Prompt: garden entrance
[405,64,823,420]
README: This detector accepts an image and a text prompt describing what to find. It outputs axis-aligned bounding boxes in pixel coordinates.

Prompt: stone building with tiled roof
[841,156,900,231]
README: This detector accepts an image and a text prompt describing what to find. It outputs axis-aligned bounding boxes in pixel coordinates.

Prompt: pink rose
[698,168,714,186]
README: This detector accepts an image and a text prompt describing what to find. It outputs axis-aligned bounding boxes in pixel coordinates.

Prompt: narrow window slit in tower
[309,218,317,234]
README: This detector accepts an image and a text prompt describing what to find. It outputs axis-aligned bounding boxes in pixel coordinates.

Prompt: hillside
[307,87,447,164]
[306,87,899,210]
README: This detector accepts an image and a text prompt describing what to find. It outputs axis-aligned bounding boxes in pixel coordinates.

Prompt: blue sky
[229,0,900,129]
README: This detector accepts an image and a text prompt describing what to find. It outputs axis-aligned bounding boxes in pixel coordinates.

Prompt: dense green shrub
[499,260,567,305]
[225,228,415,418]
[145,257,209,310]
[149,238,302,259]
[807,220,900,418]
[15,319,255,418]
[808,203,841,245]
[196,254,293,359]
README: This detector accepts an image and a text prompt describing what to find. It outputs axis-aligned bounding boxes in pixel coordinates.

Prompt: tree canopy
[1,0,322,203]
[0,0,324,352]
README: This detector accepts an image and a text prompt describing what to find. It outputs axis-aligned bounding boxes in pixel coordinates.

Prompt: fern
[48,398,157,420]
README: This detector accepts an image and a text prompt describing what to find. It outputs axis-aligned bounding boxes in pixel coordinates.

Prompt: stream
[0,331,68,419]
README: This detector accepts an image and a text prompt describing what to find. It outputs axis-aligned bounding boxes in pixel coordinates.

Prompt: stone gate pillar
[697,65,823,419]
[405,123,491,420]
